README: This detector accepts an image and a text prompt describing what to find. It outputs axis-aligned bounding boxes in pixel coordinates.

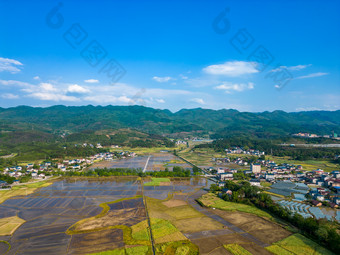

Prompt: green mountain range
[0,105,339,140]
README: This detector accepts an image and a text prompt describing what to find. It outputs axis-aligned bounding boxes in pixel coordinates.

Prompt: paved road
[143,155,151,173]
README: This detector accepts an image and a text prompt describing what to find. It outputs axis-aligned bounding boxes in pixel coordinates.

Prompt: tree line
[54,166,192,178]
[195,137,340,160]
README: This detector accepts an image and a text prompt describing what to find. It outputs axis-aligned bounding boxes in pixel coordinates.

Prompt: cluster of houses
[174,140,188,146]
[208,156,340,207]
[225,147,265,156]
[292,133,318,138]
[78,143,103,148]
[292,132,339,139]
[212,157,249,166]
[0,150,137,186]
[2,163,51,182]
[308,186,340,208]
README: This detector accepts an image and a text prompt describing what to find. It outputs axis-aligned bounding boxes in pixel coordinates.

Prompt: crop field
[146,153,192,171]
[109,146,177,155]
[265,233,334,255]
[0,180,54,204]
[0,175,335,254]
[90,152,191,171]
[224,244,252,255]
[144,178,171,186]
[177,148,225,167]
[198,193,274,220]
[0,216,25,236]
[90,156,148,170]
[0,177,149,255]
[197,192,335,255]
[266,156,340,172]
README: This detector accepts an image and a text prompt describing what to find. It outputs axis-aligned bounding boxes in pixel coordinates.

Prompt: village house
[220,172,234,181]
[251,163,261,174]
[250,179,261,187]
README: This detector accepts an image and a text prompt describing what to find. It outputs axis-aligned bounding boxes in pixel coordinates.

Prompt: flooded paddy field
[0,176,291,255]
[90,152,192,171]
[0,177,208,255]
[0,177,144,255]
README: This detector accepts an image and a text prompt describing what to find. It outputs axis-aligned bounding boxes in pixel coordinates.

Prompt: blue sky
[0,0,339,112]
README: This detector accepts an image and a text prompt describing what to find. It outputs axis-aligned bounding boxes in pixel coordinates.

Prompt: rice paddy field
[0,176,208,255]
[177,148,245,169]
[266,156,340,172]
[0,153,335,255]
[178,148,340,172]
[109,146,177,156]
[177,148,224,166]
[265,233,334,255]
[0,180,54,204]
[90,153,191,171]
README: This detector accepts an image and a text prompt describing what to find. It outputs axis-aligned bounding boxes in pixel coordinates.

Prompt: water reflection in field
[0,177,207,255]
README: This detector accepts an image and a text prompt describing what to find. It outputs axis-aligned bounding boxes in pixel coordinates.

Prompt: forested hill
[0,105,339,138]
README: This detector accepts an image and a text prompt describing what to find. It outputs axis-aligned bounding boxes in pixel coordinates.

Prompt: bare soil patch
[209,246,233,255]
[158,181,171,186]
[74,207,145,231]
[176,216,224,233]
[214,233,250,244]
[191,236,225,254]
[68,228,125,254]
[212,209,290,244]
[162,199,187,208]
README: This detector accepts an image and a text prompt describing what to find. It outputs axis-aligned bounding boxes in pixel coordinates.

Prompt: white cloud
[67,84,90,93]
[295,72,329,79]
[215,82,255,92]
[0,57,23,73]
[271,64,312,72]
[80,83,196,107]
[40,83,57,92]
[295,107,322,111]
[152,76,173,82]
[190,98,205,105]
[18,81,81,102]
[84,79,99,83]
[33,76,40,80]
[84,95,133,104]
[1,93,19,99]
[203,61,258,76]
[179,74,188,80]
[28,92,79,102]
[0,79,32,87]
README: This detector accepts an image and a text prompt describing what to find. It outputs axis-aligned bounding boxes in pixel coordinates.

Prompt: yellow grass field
[265,233,334,255]
[109,146,177,155]
[266,156,340,172]
[0,216,25,235]
[224,244,252,255]
[88,245,150,255]
[198,193,274,220]
[146,194,223,242]
[143,178,170,186]
[0,180,54,204]
[177,148,225,166]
